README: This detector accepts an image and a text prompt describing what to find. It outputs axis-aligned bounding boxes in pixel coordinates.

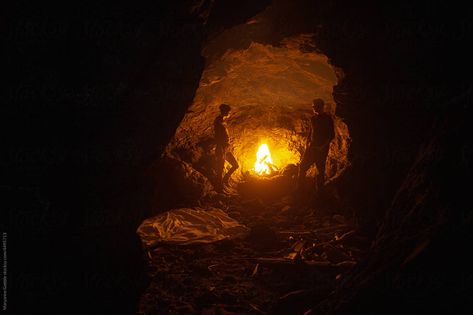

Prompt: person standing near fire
[214,103,239,192]
[297,98,335,197]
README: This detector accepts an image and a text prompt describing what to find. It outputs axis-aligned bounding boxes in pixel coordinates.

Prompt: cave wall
[5,1,271,313]
[5,2,205,312]
[317,93,473,315]
[303,1,473,313]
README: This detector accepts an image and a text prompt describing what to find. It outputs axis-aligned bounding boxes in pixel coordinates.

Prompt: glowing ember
[254,143,277,175]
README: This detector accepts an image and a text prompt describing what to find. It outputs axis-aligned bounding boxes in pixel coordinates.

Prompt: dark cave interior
[5,0,473,314]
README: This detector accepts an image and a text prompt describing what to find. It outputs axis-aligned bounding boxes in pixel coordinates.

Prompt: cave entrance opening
[167,34,350,191]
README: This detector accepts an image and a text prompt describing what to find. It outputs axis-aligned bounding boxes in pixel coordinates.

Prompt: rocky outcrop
[315,95,473,314]
[147,156,213,212]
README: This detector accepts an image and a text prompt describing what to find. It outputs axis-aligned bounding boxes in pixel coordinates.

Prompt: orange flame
[254,143,276,175]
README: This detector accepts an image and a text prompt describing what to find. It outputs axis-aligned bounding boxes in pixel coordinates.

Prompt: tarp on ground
[137,207,249,246]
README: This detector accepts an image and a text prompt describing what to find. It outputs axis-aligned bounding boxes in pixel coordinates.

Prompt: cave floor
[139,183,369,314]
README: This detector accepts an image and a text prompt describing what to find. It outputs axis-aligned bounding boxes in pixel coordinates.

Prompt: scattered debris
[138,179,368,314]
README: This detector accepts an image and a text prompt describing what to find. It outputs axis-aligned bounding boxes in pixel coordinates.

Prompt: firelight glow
[254,143,276,175]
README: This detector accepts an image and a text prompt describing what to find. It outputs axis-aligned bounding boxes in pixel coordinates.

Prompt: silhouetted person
[214,103,239,192]
[298,98,335,198]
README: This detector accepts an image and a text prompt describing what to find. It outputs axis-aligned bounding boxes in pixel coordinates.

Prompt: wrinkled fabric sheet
[137,207,249,246]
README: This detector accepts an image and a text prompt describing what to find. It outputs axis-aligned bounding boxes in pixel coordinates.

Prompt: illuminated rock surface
[167,34,350,183]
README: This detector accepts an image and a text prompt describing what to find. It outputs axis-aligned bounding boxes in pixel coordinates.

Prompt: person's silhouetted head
[219,103,231,116]
[312,98,325,114]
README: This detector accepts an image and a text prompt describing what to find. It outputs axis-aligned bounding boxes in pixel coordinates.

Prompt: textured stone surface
[167,34,350,183]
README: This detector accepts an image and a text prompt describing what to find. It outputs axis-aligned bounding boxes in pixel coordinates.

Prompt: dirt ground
[139,178,370,314]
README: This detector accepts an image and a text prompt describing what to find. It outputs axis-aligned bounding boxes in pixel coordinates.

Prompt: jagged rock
[147,155,214,212]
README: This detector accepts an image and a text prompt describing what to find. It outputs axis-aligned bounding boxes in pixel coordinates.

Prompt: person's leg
[312,146,331,215]
[223,152,239,184]
[297,149,314,192]
[214,146,225,191]
[314,146,329,195]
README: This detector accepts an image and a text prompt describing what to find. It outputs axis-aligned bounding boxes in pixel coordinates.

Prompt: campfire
[254,143,278,175]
